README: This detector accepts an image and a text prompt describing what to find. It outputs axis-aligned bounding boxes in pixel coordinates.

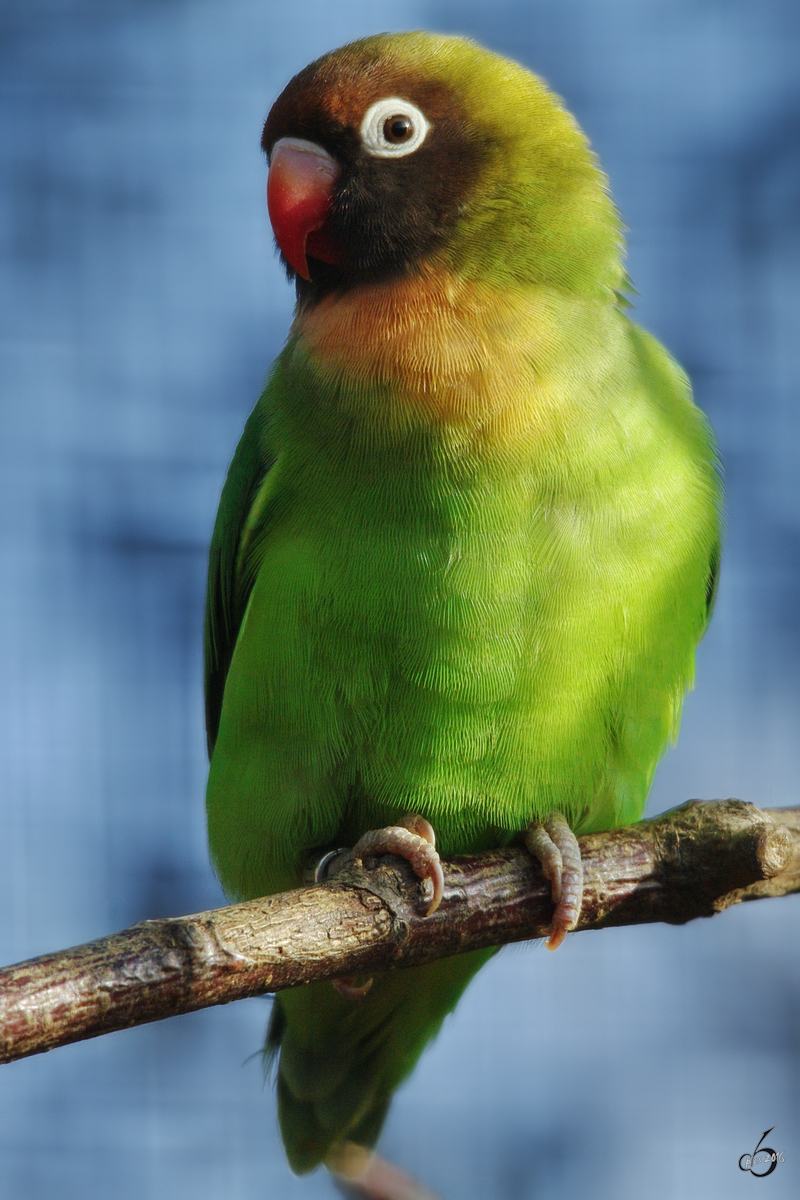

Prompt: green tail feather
[268,949,496,1172]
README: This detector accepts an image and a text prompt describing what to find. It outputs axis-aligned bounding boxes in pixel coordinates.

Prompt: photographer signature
[739,1128,784,1177]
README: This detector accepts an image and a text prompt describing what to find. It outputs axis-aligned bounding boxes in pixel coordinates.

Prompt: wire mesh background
[1,1,799,1197]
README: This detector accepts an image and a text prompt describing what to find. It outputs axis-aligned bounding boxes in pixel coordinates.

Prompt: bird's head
[261,32,624,304]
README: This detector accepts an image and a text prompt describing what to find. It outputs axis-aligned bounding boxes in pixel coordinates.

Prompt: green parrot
[205,30,721,1187]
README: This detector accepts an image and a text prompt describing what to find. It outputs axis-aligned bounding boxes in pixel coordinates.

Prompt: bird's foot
[315,814,443,999]
[351,814,444,916]
[524,811,583,951]
[328,1141,443,1200]
[330,975,373,1000]
[317,813,443,916]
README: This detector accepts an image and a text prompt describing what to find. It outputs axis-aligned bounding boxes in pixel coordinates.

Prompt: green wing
[204,396,274,756]
[704,540,721,629]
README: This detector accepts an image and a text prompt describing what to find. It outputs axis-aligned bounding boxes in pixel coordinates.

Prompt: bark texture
[1,800,798,1065]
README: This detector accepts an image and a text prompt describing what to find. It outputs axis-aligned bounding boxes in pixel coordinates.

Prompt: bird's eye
[360,98,430,158]
[384,115,413,143]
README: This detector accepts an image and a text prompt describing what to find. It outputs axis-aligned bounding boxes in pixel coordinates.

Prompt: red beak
[267,137,343,280]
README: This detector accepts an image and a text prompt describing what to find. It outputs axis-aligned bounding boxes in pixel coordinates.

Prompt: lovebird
[205,30,721,1189]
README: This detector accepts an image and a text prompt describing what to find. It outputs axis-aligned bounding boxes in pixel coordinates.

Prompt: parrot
[204,30,721,1191]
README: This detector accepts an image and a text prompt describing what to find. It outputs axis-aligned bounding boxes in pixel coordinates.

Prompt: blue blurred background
[1,1,799,1197]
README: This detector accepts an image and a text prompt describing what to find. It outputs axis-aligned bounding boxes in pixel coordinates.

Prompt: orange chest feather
[292,270,563,444]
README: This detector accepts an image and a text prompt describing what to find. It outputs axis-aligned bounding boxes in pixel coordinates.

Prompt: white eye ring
[360,97,430,158]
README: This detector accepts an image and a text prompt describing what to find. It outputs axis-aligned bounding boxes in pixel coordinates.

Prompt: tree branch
[1,799,798,1066]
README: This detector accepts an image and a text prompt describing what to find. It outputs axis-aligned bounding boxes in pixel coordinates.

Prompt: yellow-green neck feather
[292,266,624,464]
